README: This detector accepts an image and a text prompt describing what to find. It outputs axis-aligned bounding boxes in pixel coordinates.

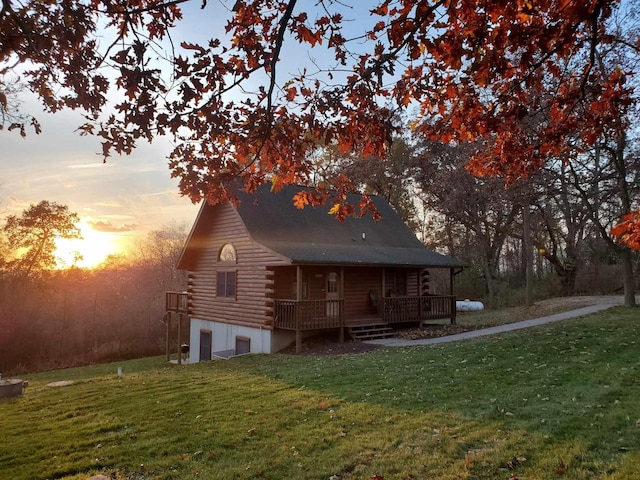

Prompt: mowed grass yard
[1,308,639,480]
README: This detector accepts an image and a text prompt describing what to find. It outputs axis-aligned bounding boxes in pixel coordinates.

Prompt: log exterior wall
[343,267,383,319]
[187,203,289,329]
[274,266,296,299]
[407,269,419,296]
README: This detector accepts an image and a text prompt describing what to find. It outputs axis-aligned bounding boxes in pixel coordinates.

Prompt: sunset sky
[1,103,200,267]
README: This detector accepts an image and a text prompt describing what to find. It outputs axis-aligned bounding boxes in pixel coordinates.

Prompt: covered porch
[274,294,455,325]
[272,264,460,353]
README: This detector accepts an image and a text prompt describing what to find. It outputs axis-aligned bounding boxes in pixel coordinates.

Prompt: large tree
[532,162,591,297]
[1,1,639,244]
[414,141,527,307]
[2,201,81,275]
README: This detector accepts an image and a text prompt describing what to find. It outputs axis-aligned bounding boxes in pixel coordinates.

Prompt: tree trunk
[620,248,637,307]
[481,256,498,309]
[562,266,578,297]
[523,205,534,307]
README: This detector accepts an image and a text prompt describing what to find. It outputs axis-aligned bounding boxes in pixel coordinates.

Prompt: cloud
[67,162,115,169]
[142,190,176,198]
[95,201,123,208]
[88,220,139,233]
[8,196,28,207]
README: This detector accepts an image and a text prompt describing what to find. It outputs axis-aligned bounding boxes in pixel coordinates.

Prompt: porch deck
[165,291,189,313]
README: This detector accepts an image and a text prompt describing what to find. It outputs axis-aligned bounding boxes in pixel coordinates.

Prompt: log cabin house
[171,184,464,362]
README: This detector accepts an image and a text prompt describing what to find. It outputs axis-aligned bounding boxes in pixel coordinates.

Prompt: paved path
[366,303,618,347]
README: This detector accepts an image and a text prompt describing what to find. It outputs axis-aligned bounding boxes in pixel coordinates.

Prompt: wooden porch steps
[348,323,394,340]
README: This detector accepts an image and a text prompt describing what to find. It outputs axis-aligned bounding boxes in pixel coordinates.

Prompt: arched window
[219,243,237,262]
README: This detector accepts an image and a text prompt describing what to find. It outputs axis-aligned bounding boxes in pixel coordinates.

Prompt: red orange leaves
[284,86,297,101]
[2,0,636,248]
[296,25,322,46]
[293,192,309,209]
[611,212,640,251]
[371,3,389,16]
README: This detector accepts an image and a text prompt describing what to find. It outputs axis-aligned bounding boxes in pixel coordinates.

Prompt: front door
[326,271,339,318]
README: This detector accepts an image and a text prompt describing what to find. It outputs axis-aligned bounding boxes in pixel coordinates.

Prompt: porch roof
[258,241,463,267]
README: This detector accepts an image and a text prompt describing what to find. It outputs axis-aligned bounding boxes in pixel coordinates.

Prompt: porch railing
[274,295,456,330]
[383,295,456,324]
[274,299,344,331]
[166,291,189,313]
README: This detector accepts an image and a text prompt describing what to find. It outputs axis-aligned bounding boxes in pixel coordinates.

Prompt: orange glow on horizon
[55,224,127,269]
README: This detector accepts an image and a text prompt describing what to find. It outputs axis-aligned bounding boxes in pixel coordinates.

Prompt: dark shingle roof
[229,184,464,268]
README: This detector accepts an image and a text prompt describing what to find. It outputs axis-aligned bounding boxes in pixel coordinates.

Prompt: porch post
[451,296,457,325]
[381,267,386,322]
[418,269,423,322]
[450,268,457,325]
[449,267,454,294]
[296,265,302,353]
[339,267,344,343]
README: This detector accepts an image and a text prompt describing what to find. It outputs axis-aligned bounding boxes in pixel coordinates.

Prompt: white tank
[456,299,485,312]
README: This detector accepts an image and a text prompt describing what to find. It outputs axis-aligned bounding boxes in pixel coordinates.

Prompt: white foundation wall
[189,319,275,363]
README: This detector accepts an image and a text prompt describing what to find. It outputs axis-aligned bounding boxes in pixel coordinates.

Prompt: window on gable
[216,271,237,298]
[219,243,237,262]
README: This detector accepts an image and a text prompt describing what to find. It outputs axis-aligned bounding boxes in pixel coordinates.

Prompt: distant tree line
[0,205,187,375]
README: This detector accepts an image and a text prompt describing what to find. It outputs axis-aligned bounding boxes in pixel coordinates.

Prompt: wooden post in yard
[295,325,302,354]
[165,311,171,361]
[177,313,182,365]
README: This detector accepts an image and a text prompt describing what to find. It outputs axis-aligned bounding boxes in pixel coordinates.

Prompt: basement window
[235,336,251,355]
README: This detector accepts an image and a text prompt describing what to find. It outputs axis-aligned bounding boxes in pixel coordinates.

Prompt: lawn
[1,307,639,479]
[454,296,602,327]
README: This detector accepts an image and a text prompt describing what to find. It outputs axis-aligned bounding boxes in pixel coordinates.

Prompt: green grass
[2,308,639,479]
[454,297,598,327]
